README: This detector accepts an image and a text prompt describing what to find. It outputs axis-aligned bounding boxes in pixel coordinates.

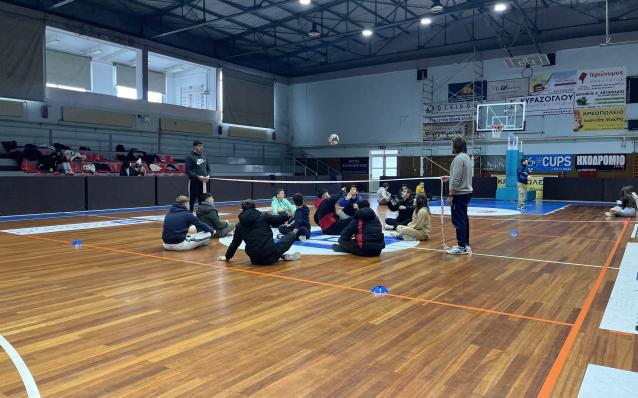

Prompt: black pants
[278,225,310,240]
[338,237,382,257]
[250,231,297,265]
[188,179,205,211]
[384,217,410,229]
[324,218,351,235]
[451,193,472,247]
[272,213,290,227]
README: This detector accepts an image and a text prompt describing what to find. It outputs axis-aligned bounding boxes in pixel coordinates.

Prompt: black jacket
[196,202,228,231]
[340,207,385,252]
[292,205,311,230]
[162,204,214,244]
[185,151,210,181]
[517,165,529,184]
[225,208,280,261]
[388,195,415,223]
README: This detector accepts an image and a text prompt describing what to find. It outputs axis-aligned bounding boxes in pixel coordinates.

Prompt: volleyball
[328,133,340,145]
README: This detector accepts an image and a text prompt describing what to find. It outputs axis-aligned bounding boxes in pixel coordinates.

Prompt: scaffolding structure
[421,49,484,176]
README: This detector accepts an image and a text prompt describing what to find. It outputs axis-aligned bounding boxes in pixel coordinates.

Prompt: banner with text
[529,70,577,95]
[340,157,369,174]
[448,81,487,102]
[423,102,474,123]
[526,154,573,172]
[509,92,575,116]
[423,121,473,141]
[575,153,626,171]
[487,78,529,101]
[574,67,626,131]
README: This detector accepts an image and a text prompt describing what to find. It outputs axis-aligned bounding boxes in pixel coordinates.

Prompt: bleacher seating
[7,145,186,176]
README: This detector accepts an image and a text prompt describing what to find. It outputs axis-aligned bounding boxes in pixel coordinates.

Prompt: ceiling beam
[47,0,76,10]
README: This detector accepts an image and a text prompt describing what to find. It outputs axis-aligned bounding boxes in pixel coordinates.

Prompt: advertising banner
[574,67,626,109]
[497,175,545,199]
[340,157,369,174]
[480,155,506,172]
[423,121,473,141]
[526,154,573,172]
[487,78,529,101]
[573,107,625,131]
[423,101,474,123]
[448,81,487,102]
[529,70,577,95]
[575,153,626,171]
[509,92,575,116]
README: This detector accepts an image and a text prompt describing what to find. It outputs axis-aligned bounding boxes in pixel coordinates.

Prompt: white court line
[469,217,626,223]
[545,204,572,215]
[0,335,40,398]
[632,224,637,239]
[411,246,615,270]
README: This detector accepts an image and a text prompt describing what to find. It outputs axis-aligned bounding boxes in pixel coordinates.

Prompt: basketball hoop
[491,123,504,138]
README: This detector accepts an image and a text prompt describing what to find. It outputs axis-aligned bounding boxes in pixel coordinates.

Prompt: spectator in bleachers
[185,140,210,211]
[196,193,235,238]
[162,195,214,251]
[120,149,138,176]
[53,148,72,173]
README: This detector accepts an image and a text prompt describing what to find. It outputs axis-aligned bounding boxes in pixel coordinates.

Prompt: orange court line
[606,330,634,337]
[536,222,629,398]
[24,234,574,328]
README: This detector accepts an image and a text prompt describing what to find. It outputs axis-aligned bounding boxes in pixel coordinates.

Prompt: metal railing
[287,150,339,176]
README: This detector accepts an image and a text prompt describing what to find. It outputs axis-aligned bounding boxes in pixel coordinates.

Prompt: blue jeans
[451,193,471,247]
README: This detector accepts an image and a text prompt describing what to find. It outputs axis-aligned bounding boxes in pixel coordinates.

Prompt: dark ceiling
[5,0,638,76]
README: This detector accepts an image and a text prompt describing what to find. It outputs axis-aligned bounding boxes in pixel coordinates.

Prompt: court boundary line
[0,334,41,398]
[544,204,571,215]
[20,234,573,327]
[411,247,616,270]
[536,221,628,397]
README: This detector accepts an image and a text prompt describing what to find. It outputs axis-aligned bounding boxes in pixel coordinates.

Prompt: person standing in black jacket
[218,199,301,265]
[517,158,529,210]
[185,140,210,211]
[385,188,414,230]
[333,200,385,257]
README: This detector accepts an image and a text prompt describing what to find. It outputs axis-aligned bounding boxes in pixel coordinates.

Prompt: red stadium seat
[166,155,174,163]
[177,163,185,173]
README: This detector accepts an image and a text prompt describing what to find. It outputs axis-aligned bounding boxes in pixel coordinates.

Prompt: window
[115,85,163,102]
[369,149,398,179]
[46,83,87,92]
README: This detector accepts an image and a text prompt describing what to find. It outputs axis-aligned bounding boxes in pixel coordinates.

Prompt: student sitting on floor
[385,188,414,230]
[377,183,391,205]
[605,185,637,218]
[338,185,362,217]
[218,199,301,265]
[314,187,352,235]
[271,188,296,226]
[332,200,385,257]
[278,193,311,242]
[162,195,214,251]
[392,193,431,241]
[196,193,235,238]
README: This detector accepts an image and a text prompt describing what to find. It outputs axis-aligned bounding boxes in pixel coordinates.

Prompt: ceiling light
[46,37,60,45]
[82,48,103,57]
[430,1,444,13]
[308,23,321,38]
[362,29,373,37]
[166,67,184,73]
[420,17,432,25]
[494,2,508,12]
[299,0,311,5]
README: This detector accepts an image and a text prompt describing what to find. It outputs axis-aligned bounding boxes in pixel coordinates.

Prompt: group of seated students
[160,183,434,264]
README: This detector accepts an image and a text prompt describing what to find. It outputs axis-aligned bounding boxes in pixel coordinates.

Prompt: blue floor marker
[71,240,83,247]
[511,230,519,237]
[371,285,389,296]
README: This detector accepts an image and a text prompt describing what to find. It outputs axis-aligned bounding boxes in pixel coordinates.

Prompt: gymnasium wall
[290,42,638,158]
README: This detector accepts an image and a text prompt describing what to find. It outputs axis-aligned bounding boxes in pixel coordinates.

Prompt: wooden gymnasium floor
[0,199,636,397]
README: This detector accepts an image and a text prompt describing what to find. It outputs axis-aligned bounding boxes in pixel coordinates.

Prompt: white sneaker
[299,235,307,242]
[283,252,301,261]
[384,225,395,230]
[446,245,468,255]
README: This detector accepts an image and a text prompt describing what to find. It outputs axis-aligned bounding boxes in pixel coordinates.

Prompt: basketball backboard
[476,102,525,132]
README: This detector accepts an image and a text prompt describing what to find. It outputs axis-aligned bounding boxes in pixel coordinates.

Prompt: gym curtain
[222,68,274,129]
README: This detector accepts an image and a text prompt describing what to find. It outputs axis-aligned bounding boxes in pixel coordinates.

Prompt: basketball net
[491,123,504,138]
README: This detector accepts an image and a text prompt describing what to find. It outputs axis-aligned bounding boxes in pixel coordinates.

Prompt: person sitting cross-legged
[162,195,214,251]
[314,187,352,235]
[332,200,385,257]
[385,188,414,230]
[196,193,235,238]
[338,185,362,217]
[278,193,311,242]
[218,199,301,265]
[392,193,431,241]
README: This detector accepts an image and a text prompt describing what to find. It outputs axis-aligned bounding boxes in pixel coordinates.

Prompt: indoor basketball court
[1,0,638,397]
